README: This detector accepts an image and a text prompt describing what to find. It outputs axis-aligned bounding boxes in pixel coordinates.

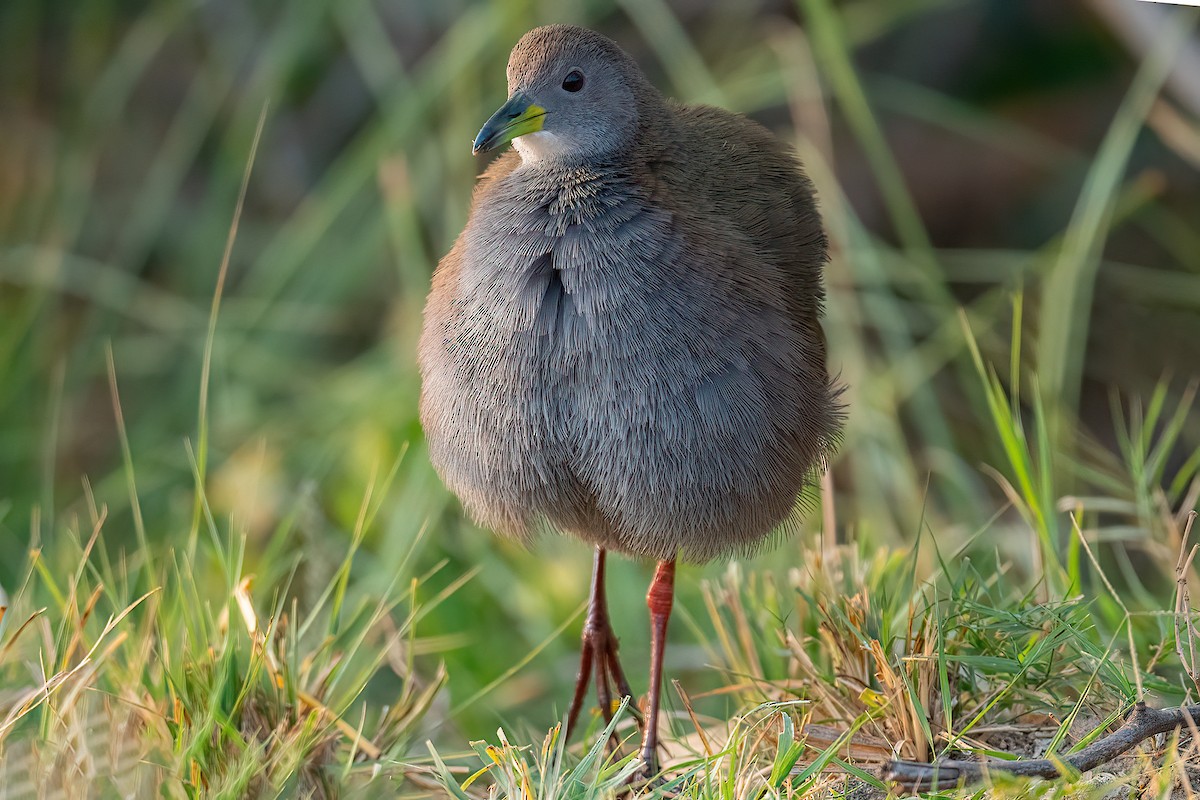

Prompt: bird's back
[663,103,829,345]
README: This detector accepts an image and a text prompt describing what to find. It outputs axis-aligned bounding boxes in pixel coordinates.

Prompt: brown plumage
[418,24,841,776]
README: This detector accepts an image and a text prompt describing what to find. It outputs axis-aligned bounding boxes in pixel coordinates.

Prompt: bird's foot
[635,749,661,782]
[565,605,643,740]
[565,548,643,743]
[627,754,675,795]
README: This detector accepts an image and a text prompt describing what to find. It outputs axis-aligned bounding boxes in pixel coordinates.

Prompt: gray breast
[426,165,820,562]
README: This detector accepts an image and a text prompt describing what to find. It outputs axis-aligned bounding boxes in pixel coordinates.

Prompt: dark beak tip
[471,132,492,155]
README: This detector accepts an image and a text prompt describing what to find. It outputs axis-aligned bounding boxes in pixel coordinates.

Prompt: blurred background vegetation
[2,0,1200,754]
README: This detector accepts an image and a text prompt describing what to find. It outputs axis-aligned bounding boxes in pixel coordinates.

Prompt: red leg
[638,559,676,776]
[565,633,595,735]
[565,547,639,740]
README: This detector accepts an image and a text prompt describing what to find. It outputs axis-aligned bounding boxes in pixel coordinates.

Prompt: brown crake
[418,24,841,776]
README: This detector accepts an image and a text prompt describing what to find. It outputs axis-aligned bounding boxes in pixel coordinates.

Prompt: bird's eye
[562,70,585,92]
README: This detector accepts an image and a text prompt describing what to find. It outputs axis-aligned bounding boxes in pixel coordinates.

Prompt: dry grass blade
[0,586,156,738]
[60,583,104,670]
[673,679,713,758]
[0,608,47,666]
[1149,100,1200,169]
[297,689,383,760]
[1175,512,1200,695]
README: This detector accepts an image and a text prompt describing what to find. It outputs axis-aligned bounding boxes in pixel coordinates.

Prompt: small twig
[882,702,1200,791]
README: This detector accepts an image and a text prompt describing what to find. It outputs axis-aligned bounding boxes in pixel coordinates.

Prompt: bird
[418,24,841,776]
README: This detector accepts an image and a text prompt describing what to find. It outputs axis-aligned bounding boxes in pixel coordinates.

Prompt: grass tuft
[0,490,447,797]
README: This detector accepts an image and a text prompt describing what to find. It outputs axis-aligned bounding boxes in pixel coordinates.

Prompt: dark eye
[562,70,585,92]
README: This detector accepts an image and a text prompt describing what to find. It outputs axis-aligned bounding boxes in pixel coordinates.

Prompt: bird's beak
[473,93,547,154]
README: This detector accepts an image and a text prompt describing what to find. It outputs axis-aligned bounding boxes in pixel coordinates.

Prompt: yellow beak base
[473,94,546,154]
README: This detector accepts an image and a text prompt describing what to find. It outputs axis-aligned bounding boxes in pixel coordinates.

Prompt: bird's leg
[638,559,676,777]
[565,547,638,740]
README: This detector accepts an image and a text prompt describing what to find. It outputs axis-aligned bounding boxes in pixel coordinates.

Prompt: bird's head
[473,25,655,166]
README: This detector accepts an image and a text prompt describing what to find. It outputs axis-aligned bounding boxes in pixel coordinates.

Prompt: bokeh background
[3,0,1200,744]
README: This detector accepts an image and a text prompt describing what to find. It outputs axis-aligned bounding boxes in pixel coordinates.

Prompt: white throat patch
[514,131,566,163]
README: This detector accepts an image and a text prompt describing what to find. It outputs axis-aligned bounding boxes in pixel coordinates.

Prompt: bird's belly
[430,272,805,560]
[422,183,820,560]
